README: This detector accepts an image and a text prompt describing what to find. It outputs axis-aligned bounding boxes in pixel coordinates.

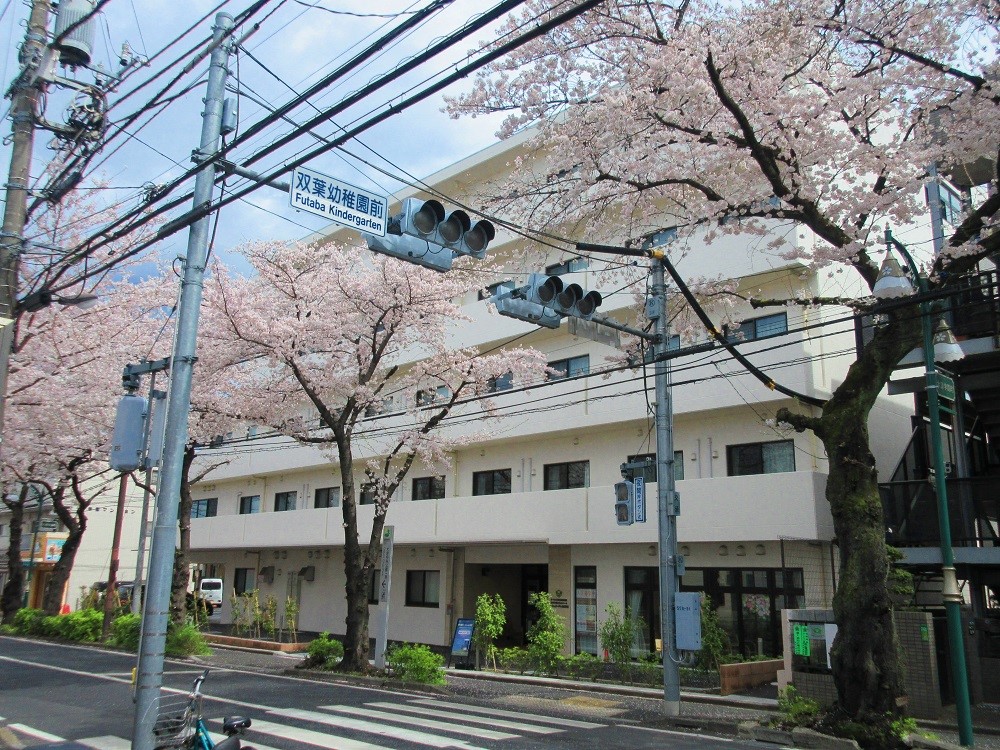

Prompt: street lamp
[18,289,99,312]
[873,228,973,747]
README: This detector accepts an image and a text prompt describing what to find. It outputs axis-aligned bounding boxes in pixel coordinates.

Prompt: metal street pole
[0,0,51,440]
[101,473,130,640]
[131,13,233,750]
[886,230,973,747]
[650,254,680,716]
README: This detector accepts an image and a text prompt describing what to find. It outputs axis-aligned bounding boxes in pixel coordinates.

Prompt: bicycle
[153,670,255,750]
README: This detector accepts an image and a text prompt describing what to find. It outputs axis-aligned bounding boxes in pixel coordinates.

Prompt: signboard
[938,373,955,402]
[674,592,702,651]
[634,477,646,523]
[792,623,811,656]
[373,525,394,670]
[448,618,476,667]
[37,518,58,532]
[289,166,388,236]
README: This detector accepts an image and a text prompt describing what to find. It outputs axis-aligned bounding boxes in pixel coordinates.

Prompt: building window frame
[412,476,446,501]
[472,468,512,496]
[547,355,590,380]
[234,567,256,595]
[359,483,377,506]
[274,491,297,512]
[726,440,796,476]
[191,498,218,518]
[726,312,788,342]
[405,570,441,607]
[315,486,340,509]
[238,495,260,515]
[543,460,590,490]
[545,257,588,275]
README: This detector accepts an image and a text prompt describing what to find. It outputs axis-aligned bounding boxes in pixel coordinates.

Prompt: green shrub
[110,613,142,651]
[303,632,344,669]
[386,643,445,685]
[599,602,643,682]
[777,686,820,728]
[696,594,729,671]
[166,622,211,657]
[40,615,62,637]
[473,593,506,669]
[526,592,566,675]
[0,624,16,635]
[561,652,602,681]
[54,609,103,642]
[13,608,46,635]
[497,646,532,674]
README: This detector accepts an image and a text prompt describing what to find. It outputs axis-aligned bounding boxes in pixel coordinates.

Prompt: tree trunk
[171,444,196,624]
[42,485,87,615]
[1,499,25,623]
[336,438,375,672]
[780,315,919,720]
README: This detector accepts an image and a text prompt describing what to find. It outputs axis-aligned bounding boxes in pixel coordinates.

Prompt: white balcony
[190,470,832,551]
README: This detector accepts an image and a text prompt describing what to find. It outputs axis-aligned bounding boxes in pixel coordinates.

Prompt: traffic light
[552,283,602,320]
[364,198,497,272]
[614,480,635,526]
[493,273,562,329]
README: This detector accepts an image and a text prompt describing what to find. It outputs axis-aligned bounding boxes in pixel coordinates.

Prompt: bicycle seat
[223,716,252,734]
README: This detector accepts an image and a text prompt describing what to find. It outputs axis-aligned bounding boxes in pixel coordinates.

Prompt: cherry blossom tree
[200,240,547,670]
[1,275,173,617]
[447,0,998,725]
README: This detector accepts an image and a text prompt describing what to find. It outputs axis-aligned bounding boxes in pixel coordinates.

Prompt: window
[486,372,513,393]
[315,487,340,509]
[547,355,590,380]
[626,452,684,482]
[727,440,795,476]
[574,566,598,655]
[416,386,450,406]
[274,491,297,512]
[726,312,787,342]
[412,476,446,501]
[364,396,393,418]
[368,569,382,604]
[238,495,260,515]
[932,181,964,227]
[191,498,217,518]
[472,469,511,496]
[234,567,255,595]
[405,570,441,607]
[359,483,376,506]
[546,257,588,275]
[479,280,514,301]
[544,461,589,490]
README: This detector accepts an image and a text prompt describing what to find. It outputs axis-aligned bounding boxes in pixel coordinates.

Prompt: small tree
[526,592,566,675]
[473,593,506,669]
[599,602,644,682]
[696,595,730,672]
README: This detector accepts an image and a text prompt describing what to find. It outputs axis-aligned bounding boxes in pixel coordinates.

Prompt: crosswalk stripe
[409,698,607,729]
[249,718,397,750]
[268,707,488,750]
[77,735,132,749]
[362,702,561,735]
[208,728,287,750]
[8,724,64,743]
[319,705,517,740]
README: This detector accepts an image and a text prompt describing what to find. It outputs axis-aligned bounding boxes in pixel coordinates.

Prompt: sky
[0,0,515,274]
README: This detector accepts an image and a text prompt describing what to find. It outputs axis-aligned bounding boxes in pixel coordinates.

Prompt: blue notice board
[450,618,476,661]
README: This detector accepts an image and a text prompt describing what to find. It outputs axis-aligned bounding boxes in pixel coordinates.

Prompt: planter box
[720,658,783,696]
[205,633,311,652]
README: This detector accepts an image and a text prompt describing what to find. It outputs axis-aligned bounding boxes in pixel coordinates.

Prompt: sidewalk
[197,645,1000,748]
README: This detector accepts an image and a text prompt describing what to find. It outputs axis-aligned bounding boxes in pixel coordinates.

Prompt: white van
[198,578,224,612]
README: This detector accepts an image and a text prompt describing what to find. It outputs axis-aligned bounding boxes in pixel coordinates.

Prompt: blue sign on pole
[634,476,646,523]
[449,618,476,667]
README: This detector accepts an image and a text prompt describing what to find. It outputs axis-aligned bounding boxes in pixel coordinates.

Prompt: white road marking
[623,723,735,742]
[363,701,562,734]
[409,698,607,728]
[77,735,132,749]
[249,718,397,750]
[268,707,488,749]
[8,724,64,743]
[319,705,517,740]
[208,728,286,750]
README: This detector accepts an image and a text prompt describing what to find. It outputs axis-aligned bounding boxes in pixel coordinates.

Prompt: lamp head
[872,256,915,299]
[932,318,964,363]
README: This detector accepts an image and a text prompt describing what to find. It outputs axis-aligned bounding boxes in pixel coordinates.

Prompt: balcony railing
[881,475,1000,548]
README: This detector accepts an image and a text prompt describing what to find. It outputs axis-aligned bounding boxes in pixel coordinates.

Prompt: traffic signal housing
[615,480,635,526]
[365,198,496,272]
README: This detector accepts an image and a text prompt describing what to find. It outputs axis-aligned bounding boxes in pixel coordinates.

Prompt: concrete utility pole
[131,13,233,750]
[650,255,681,715]
[0,0,51,437]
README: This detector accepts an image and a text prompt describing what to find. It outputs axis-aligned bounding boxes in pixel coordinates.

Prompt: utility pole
[0,0,51,435]
[650,253,680,716]
[131,13,233,750]
[101,473,129,640]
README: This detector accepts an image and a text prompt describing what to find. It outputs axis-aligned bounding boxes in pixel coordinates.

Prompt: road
[0,636,754,749]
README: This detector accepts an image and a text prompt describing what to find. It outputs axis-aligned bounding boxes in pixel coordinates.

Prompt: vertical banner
[374,525,394,670]
[634,476,646,523]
